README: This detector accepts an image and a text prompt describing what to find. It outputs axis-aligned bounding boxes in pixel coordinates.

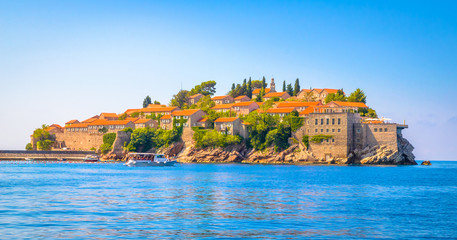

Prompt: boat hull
[124,160,176,167]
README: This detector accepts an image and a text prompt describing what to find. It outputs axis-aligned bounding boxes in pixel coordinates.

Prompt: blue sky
[1,0,456,160]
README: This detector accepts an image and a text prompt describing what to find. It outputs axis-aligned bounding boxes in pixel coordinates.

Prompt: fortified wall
[53,132,105,151]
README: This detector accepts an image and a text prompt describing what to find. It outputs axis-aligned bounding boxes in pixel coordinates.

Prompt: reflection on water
[0,162,457,239]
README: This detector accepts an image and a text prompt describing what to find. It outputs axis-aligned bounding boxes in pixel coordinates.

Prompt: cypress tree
[286,84,293,96]
[242,78,247,95]
[283,80,286,92]
[247,77,252,98]
[293,78,300,96]
[262,76,266,88]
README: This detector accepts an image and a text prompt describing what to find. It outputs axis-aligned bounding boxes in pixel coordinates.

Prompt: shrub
[193,129,241,148]
[103,133,116,146]
[100,143,112,154]
[98,127,108,133]
[126,127,181,152]
[25,143,33,151]
[121,127,133,133]
[310,135,333,144]
[302,135,309,148]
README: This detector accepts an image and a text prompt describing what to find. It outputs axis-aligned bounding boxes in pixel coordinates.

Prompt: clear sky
[1,0,456,160]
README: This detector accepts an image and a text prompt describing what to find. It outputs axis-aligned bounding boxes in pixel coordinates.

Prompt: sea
[0,161,456,239]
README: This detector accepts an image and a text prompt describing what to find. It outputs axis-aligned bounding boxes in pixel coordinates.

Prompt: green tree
[153,100,161,105]
[143,95,152,108]
[347,88,367,103]
[37,140,54,151]
[242,78,247,95]
[283,80,286,92]
[262,76,266,88]
[32,124,55,151]
[231,83,235,92]
[170,90,189,108]
[325,89,346,104]
[293,78,300,96]
[118,113,127,120]
[103,133,117,146]
[25,143,33,151]
[251,80,263,89]
[196,95,215,112]
[189,80,217,96]
[247,77,252,98]
[286,83,293,96]
[98,127,108,134]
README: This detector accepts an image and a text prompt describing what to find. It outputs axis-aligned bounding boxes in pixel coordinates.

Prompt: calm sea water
[0,161,456,239]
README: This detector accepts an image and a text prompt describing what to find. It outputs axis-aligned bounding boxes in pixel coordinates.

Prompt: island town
[26,78,416,165]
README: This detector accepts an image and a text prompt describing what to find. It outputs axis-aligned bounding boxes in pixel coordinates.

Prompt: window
[332,129,335,133]
[326,139,329,142]
[374,128,377,132]
[326,119,329,125]
[332,139,335,143]
[357,128,361,133]
[379,128,383,132]
[357,138,360,143]
[385,128,388,132]
[315,119,318,125]
[332,119,335,125]
[315,129,318,133]
[183,116,189,119]
[326,129,329,133]
[338,118,341,125]
[321,119,324,125]
[338,129,341,132]
[321,129,323,132]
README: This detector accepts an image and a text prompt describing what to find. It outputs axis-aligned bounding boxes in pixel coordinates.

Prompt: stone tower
[270,78,276,92]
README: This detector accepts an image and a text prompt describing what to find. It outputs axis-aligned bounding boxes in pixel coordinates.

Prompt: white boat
[83,155,99,162]
[124,153,177,167]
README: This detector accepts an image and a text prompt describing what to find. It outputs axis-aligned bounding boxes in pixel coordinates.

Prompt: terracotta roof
[266,108,296,114]
[88,119,132,126]
[312,88,323,93]
[211,95,232,100]
[364,120,384,124]
[322,88,341,94]
[211,104,235,110]
[252,88,271,94]
[198,118,208,122]
[276,102,320,108]
[330,101,368,108]
[263,92,290,98]
[214,117,239,123]
[172,109,202,116]
[189,94,203,99]
[65,119,79,124]
[232,101,258,107]
[100,112,118,118]
[256,102,265,106]
[65,123,88,128]
[299,107,316,115]
[160,115,172,120]
[125,117,139,122]
[147,104,167,108]
[125,107,178,115]
[134,119,152,124]
[49,124,63,129]
[81,117,99,123]
[300,89,312,93]
[234,95,250,100]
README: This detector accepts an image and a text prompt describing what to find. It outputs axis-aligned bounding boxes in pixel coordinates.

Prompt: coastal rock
[421,160,432,166]
[357,134,416,165]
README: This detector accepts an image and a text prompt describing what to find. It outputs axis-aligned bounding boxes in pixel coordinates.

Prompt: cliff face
[351,134,416,165]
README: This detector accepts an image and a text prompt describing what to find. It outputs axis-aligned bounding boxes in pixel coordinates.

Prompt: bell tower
[270,78,276,92]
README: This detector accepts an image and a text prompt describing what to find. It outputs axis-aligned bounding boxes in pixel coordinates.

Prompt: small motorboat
[124,153,176,167]
[83,155,99,162]
[25,158,35,161]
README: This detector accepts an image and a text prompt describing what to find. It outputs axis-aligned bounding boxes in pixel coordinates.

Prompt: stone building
[134,119,157,129]
[211,95,234,105]
[275,101,321,112]
[99,113,119,120]
[263,92,291,101]
[188,94,204,105]
[324,101,368,112]
[231,101,259,116]
[124,106,178,117]
[65,120,80,126]
[211,104,235,113]
[161,109,206,130]
[87,119,135,133]
[266,107,296,117]
[160,115,173,130]
[252,88,271,98]
[234,95,251,103]
[214,117,243,136]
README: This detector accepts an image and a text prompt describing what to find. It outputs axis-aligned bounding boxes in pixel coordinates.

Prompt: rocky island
[28,78,416,165]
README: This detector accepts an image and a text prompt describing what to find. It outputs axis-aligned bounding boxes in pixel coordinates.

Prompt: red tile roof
[211,104,235,109]
[189,94,204,99]
[214,117,239,123]
[198,118,208,122]
[88,119,132,126]
[134,119,152,124]
[65,119,79,124]
[160,115,172,120]
[330,101,368,108]
[252,88,270,94]
[322,89,340,94]
[125,107,178,115]
[266,108,296,114]
[263,92,290,98]
[234,95,250,100]
[232,101,258,107]
[276,101,320,108]
[172,109,202,116]
[65,123,88,128]
[147,104,167,108]
[101,112,118,118]
[211,95,232,100]
[81,117,99,123]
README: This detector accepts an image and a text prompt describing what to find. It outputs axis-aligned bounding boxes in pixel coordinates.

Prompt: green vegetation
[310,135,333,143]
[286,83,293,96]
[188,80,217,96]
[358,108,377,118]
[100,133,116,154]
[347,88,367,103]
[25,143,33,151]
[293,78,300,96]
[143,95,152,108]
[170,90,189,109]
[118,113,127,120]
[193,129,241,148]
[98,127,108,134]
[325,89,346,103]
[32,124,55,151]
[126,127,181,152]
[302,135,310,148]
[121,127,133,133]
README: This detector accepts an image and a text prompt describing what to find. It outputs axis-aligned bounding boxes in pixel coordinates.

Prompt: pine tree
[282,80,286,92]
[262,76,266,88]
[231,83,235,91]
[286,84,293,96]
[247,77,252,98]
[293,78,300,96]
[242,78,247,95]
[143,95,152,108]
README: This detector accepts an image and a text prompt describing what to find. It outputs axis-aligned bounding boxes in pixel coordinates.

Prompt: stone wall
[0,150,96,160]
[54,132,104,151]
